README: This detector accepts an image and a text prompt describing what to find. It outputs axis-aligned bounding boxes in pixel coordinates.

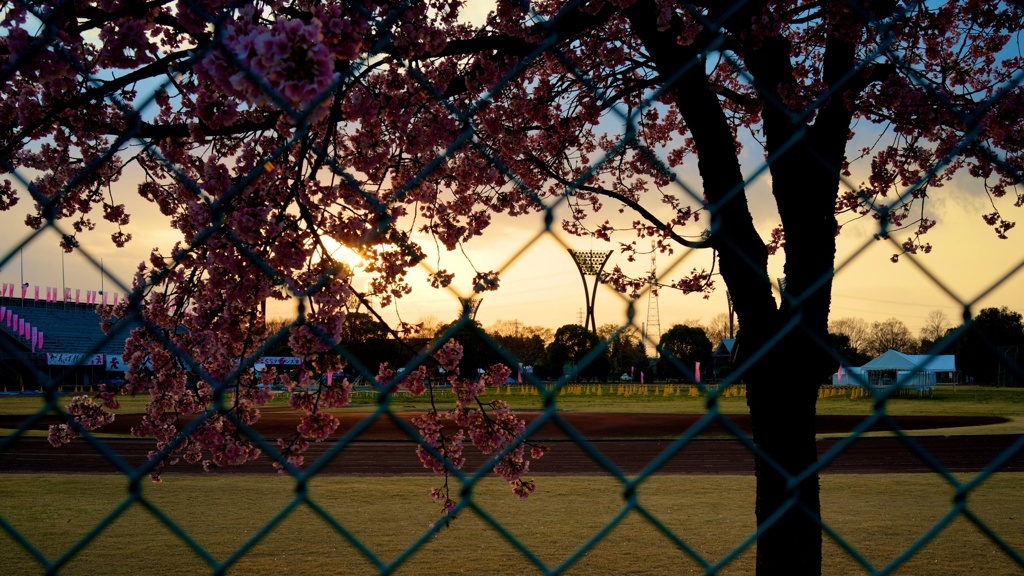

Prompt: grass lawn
[3,386,1022,574]
[4,384,1024,436]
[0,473,1021,575]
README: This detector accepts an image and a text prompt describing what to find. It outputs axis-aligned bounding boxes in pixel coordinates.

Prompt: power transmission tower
[645,246,661,359]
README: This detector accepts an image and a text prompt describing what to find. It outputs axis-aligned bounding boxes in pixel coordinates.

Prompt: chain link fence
[1,0,1023,574]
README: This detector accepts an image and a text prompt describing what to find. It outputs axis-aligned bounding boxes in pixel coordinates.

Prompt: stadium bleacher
[0,295,139,391]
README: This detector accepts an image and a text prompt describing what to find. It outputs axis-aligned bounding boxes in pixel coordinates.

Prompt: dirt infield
[2,411,1021,476]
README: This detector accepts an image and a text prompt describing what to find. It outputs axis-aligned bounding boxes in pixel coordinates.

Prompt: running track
[2,412,1022,476]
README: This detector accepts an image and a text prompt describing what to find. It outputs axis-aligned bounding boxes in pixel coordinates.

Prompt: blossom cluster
[408,341,545,514]
[196,9,338,121]
[47,396,116,447]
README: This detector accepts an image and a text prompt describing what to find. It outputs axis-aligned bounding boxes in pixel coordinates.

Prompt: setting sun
[316,236,366,272]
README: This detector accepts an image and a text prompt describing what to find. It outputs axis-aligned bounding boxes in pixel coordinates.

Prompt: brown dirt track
[1,411,1022,476]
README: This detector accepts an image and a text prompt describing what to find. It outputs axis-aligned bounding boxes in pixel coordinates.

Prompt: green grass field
[3,385,1023,574]
[0,473,1021,575]
[4,384,1024,436]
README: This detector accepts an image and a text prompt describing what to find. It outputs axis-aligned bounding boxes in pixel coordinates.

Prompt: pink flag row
[0,283,124,305]
[0,305,44,352]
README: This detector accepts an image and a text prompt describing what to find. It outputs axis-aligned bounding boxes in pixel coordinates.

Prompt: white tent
[832,350,956,388]
[860,349,921,371]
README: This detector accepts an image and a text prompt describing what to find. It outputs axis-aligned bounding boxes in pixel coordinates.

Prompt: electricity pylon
[645,245,661,359]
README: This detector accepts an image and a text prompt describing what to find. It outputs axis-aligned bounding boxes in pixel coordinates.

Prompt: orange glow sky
[2,155,1020,338]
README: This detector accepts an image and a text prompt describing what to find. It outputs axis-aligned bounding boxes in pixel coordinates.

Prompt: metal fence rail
[1,0,1023,574]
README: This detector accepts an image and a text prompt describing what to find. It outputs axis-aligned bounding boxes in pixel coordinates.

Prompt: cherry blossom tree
[2,1,1022,574]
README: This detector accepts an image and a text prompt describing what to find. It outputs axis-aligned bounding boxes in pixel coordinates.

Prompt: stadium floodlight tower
[568,249,612,333]
[465,297,482,321]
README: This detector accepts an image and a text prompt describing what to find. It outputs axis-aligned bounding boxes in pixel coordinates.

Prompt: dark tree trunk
[627,2,862,573]
[744,331,826,575]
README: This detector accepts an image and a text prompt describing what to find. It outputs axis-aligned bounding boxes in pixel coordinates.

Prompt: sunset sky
[1,1,1021,339]
[2,153,1020,339]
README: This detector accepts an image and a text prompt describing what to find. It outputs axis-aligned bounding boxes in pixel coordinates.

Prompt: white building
[833,349,957,388]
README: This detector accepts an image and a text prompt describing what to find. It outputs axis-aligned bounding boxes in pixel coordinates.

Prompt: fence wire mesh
[1,0,1023,574]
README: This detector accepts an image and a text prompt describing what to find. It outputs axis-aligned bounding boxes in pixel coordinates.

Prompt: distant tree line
[829,307,1024,385]
[262,306,1022,386]
[261,313,738,383]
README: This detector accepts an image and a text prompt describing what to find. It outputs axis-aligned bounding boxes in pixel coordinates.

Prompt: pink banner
[31,326,37,352]
[113,293,119,306]
[640,371,645,384]
[33,286,38,301]
[75,289,81,304]
[838,365,845,383]
[21,284,27,298]
[19,318,25,338]
[38,331,44,350]
[695,361,701,383]
[6,310,11,327]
